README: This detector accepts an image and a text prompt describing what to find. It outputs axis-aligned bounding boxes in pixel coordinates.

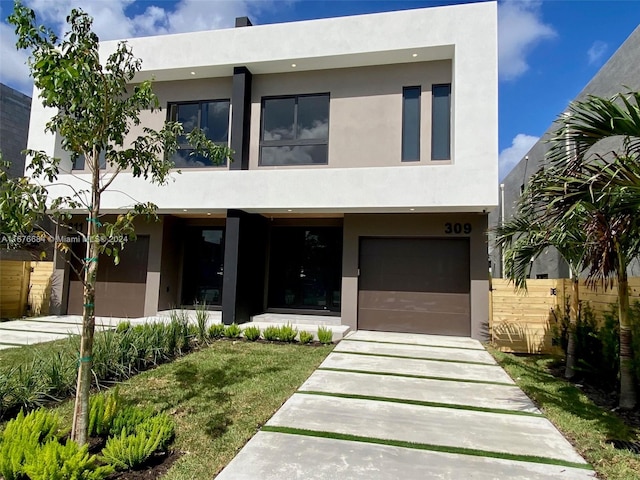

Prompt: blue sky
[1,0,639,180]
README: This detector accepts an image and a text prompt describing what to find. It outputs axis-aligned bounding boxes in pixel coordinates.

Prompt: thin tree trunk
[71,161,101,445]
[617,253,637,409]
[565,275,579,379]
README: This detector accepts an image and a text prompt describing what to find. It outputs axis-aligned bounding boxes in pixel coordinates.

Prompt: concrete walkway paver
[216,330,596,479]
[299,369,540,413]
[220,432,596,480]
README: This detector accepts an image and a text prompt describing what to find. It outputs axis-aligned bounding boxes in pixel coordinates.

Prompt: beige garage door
[67,236,150,318]
[358,237,470,336]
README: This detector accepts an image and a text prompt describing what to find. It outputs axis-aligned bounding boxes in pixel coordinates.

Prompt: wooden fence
[490,277,640,354]
[0,261,54,319]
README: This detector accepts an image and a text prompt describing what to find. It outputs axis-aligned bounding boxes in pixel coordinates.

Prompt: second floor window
[168,100,230,168]
[260,93,329,166]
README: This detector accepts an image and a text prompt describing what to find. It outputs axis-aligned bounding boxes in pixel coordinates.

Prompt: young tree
[510,92,640,408]
[3,3,230,444]
[494,170,587,379]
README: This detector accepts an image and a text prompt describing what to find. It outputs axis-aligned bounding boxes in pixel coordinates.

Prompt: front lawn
[45,340,333,479]
[489,348,640,480]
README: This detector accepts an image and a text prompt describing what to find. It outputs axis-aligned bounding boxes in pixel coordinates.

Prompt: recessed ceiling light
[206,213,211,216]
[412,53,418,58]
[291,63,297,68]
[409,208,415,211]
[287,209,293,212]
[183,209,188,212]
[190,71,196,75]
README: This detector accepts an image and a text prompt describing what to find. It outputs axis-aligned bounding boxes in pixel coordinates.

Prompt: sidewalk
[216,330,596,479]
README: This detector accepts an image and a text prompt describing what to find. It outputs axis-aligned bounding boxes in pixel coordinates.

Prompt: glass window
[402,86,421,162]
[432,84,451,161]
[168,100,230,168]
[260,94,329,166]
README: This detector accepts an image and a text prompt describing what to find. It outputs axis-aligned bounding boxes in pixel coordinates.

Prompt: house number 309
[444,223,472,234]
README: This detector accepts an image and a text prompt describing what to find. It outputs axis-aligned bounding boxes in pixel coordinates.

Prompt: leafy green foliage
[223,323,242,339]
[0,408,65,480]
[116,321,131,334]
[243,325,261,341]
[195,303,209,344]
[278,324,298,343]
[88,388,120,437]
[208,323,225,340]
[23,440,113,480]
[298,331,314,344]
[317,326,333,345]
[262,326,280,342]
[101,414,174,470]
[109,405,155,437]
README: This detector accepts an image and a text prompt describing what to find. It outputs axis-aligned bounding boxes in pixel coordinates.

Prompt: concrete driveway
[216,330,596,479]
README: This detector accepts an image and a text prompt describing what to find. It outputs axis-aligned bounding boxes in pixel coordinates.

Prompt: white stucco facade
[26,1,498,214]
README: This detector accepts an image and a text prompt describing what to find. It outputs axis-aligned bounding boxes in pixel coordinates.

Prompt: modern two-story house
[28,2,497,339]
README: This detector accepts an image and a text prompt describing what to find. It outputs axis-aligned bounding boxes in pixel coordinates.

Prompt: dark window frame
[401,86,421,162]
[259,93,330,166]
[431,83,452,161]
[167,99,231,167]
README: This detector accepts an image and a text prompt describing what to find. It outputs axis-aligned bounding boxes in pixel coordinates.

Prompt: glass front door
[181,228,224,306]
[268,227,342,311]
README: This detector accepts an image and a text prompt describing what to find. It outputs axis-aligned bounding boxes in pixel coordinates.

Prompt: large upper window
[431,84,451,161]
[168,100,230,168]
[260,93,329,166]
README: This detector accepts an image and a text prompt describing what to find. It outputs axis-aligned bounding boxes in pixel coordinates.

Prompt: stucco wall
[249,61,452,169]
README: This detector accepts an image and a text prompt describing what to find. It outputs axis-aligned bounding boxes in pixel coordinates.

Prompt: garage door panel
[358,291,470,315]
[357,309,471,336]
[358,237,470,336]
[67,236,149,318]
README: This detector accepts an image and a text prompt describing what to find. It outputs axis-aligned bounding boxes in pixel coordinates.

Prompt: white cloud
[587,40,608,66]
[498,0,556,81]
[0,0,276,94]
[499,133,539,180]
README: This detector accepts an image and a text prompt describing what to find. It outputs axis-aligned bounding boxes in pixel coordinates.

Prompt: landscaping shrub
[317,326,333,345]
[109,405,155,437]
[0,408,65,480]
[243,325,261,341]
[262,326,280,342]
[23,439,113,480]
[224,323,242,339]
[115,321,131,334]
[88,388,120,437]
[208,323,225,339]
[278,324,298,343]
[102,414,174,470]
[195,303,209,344]
[298,331,314,344]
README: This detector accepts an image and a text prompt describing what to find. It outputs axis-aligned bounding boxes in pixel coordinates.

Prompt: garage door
[67,236,150,318]
[358,237,470,336]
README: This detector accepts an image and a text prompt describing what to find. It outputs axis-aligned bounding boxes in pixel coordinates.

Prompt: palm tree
[495,167,587,379]
[541,92,640,409]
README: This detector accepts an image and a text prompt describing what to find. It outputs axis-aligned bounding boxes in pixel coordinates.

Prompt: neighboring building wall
[492,25,640,279]
[0,83,31,178]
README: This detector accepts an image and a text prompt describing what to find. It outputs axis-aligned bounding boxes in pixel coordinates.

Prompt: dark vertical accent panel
[230,67,252,170]
[222,210,268,324]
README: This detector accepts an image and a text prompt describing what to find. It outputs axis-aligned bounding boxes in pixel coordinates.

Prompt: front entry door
[267,227,342,312]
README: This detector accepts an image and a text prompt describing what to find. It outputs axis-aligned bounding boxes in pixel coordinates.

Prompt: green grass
[89,341,332,479]
[0,338,73,368]
[260,426,592,470]
[489,348,640,480]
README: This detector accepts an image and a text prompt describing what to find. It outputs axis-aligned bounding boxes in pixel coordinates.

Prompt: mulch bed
[106,451,183,480]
